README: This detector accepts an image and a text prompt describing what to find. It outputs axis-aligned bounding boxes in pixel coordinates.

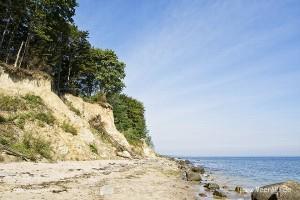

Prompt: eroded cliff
[0,64,155,162]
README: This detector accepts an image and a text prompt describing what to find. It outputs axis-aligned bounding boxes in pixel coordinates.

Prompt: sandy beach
[0,158,196,200]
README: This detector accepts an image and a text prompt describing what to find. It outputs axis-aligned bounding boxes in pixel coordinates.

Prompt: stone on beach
[186,171,202,181]
[235,186,246,194]
[251,180,300,200]
[213,189,227,198]
[204,182,220,190]
[190,166,205,174]
[116,151,131,159]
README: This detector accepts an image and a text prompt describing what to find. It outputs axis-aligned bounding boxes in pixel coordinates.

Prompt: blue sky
[75,0,300,156]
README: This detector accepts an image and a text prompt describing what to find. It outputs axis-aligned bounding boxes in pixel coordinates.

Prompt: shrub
[123,129,142,146]
[61,121,77,135]
[8,111,56,129]
[35,112,55,125]
[23,94,44,108]
[0,94,26,111]
[107,94,153,146]
[12,133,52,160]
[89,143,98,154]
[82,92,107,104]
[0,115,6,123]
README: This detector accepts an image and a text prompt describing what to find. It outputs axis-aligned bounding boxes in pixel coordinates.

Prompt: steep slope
[0,64,154,162]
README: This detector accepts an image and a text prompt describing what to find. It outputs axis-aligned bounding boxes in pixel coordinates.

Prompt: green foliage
[83,92,107,103]
[61,121,77,135]
[89,143,98,154]
[0,94,26,111]
[0,94,45,112]
[8,111,55,129]
[108,94,152,146]
[0,94,55,128]
[12,133,52,160]
[0,1,151,148]
[34,112,56,125]
[22,94,44,107]
[0,115,6,123]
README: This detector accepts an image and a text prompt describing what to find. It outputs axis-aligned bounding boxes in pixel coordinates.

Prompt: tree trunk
[14,41,24,68]
[0,16,10,51]
[18,34,30,68]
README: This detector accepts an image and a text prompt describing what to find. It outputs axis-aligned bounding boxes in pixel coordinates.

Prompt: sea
[184,157,300,191]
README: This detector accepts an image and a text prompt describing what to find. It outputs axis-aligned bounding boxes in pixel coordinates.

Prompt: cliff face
[0,65,155,161]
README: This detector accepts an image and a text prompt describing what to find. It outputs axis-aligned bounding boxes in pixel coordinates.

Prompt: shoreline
[0,158,197,200]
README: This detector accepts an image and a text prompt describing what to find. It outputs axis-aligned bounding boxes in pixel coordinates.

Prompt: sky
[75,0,300,156]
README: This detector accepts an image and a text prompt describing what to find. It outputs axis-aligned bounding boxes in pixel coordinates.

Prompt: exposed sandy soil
[0,158,196,200]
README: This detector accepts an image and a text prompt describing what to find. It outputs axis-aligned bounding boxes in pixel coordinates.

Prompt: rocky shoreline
[173,158,300,200]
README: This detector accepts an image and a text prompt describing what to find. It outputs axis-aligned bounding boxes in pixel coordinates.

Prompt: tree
[91,48,126,95]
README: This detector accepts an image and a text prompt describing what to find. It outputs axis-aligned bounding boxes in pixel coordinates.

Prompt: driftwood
[0,144,31,161]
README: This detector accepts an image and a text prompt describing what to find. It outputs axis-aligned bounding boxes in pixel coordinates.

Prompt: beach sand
[0,158,196,200]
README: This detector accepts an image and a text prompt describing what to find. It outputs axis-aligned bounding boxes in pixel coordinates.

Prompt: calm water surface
[184,157,300,189]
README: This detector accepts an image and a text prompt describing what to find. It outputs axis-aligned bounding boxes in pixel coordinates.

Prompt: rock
[177,159,190,165]
[222,185,229,189]
[181,171,188,181]
[251,181,300,200]
[213,189,227,198]
[198,193,207,197]
[204,183,220,190]
[235,186,246,194]
[190,166,205,174]
[116,151,131,159]
[186,171,201,181]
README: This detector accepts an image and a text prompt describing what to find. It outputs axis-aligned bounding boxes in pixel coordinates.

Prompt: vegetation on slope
[0,94,53,160]
[108,94,153,147]
[0,0,153,147]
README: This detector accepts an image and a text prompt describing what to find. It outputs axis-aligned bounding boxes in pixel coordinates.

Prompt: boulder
[177,159,190,165]
[186,171,202,181]
[116,151,131,159]
[213,189,227,198]
[190,166,205,174]
[204,182,220,190]
[198,193,207,197]
[251,181,300,200]
[235,186,246,194]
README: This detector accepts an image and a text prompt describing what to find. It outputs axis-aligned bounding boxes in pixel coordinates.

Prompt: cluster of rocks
[176,159,205,182]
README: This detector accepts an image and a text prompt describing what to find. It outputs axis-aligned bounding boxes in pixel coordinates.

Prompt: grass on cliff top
[0,62,51,80]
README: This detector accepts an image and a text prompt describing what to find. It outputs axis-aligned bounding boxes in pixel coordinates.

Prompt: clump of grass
[0,94,26,111]
[12,133,52,160]
[61,121,77,135]
[8,111,56,129]
[89,143,98,154]
[66,102,81,116]
[35,112,55,125]
[0,115,6,123]
[23,94,44,108]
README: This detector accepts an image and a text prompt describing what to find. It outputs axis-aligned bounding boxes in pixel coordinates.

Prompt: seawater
[185,157,300,189]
